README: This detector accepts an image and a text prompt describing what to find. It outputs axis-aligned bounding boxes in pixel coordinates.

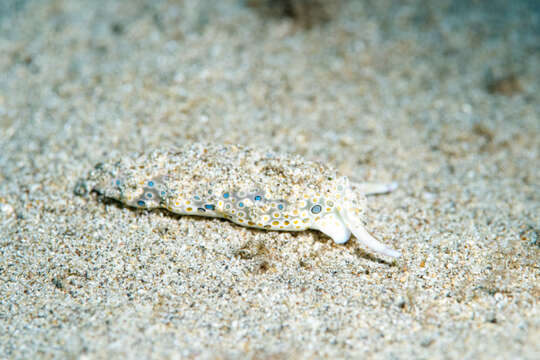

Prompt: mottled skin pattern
[76,143,401,258]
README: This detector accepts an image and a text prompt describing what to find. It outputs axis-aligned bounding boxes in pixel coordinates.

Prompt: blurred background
[1,1,538,358]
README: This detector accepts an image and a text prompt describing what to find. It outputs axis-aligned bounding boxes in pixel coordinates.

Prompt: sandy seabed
[1,0,538,359]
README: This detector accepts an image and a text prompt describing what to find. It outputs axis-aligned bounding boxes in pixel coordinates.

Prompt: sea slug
[76,143,401,258]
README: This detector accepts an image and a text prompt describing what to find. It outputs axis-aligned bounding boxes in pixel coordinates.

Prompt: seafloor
[0,0,538,359]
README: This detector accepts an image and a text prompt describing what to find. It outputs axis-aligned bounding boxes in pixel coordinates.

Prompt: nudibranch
[76,143,401,258]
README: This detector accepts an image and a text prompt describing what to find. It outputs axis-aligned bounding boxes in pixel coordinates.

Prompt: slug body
[78,143,401,258]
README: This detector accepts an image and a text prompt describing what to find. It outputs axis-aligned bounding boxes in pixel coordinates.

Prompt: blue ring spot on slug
[204,204,215,210]
[311,205,322,214]
[137,200,145,207]
[148,181,154,187]
[278,204,284,210]
[223,192,230,199]
[194,195,201,201]
[254,195,261,201]
[146,193,152,198]
[161,191,166,196]
[238,202,244,207]
[115,179,121,186]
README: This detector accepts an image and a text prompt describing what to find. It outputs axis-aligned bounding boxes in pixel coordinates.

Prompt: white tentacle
[339,178,401,258]
[340,211,401,258]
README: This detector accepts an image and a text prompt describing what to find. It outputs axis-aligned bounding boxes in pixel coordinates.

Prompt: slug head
[311,176,401,258]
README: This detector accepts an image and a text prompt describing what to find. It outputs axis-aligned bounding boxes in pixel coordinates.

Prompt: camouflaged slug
[76,143,401,258]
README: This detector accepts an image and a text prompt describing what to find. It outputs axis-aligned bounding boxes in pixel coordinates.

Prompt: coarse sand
[0,0,538,359]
